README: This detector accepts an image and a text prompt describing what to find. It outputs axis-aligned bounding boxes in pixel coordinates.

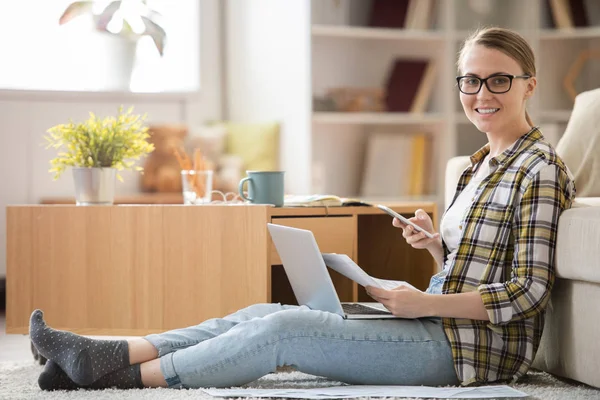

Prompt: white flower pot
[100,35,138,91]
[72,168,116,206]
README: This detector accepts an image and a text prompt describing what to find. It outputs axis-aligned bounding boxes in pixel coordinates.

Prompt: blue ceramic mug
[238,171,285,207]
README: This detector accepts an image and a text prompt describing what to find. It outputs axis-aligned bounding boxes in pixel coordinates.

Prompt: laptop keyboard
[342,303,392,315]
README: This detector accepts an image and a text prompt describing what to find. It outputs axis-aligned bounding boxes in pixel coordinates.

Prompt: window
[0,0,200,92]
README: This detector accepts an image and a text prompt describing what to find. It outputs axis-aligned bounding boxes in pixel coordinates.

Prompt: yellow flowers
[45,106,155,181]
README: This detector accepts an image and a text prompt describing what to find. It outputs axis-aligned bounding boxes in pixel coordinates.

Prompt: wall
[224,0,312,194]
[0,0,223,278]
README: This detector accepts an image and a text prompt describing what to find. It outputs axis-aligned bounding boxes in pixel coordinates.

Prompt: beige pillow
[223,122,280,171]
[555,88,600,197]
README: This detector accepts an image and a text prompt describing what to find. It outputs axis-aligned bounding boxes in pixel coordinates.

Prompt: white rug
[1,361,599,400]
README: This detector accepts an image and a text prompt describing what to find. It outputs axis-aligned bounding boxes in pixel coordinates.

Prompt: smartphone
[376,204,435,239]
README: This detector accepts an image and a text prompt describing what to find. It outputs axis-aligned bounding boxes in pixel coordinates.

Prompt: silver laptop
[267,223,401,319]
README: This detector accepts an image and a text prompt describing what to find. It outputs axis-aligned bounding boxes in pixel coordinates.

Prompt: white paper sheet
[321,253,419,291]
[203,384,528,399]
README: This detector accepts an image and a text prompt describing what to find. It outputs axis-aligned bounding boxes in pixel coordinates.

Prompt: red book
[384,59,429,112]
[369,0,411,29]
[570,0,589,27]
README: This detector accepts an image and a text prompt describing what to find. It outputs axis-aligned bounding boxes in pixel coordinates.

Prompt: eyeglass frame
[455,74,532,95]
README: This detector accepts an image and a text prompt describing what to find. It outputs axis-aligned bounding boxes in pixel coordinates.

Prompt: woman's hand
[393,209,440,250]
[365,285,432,319]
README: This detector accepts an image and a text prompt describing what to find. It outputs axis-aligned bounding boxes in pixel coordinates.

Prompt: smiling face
[459,44,536,136]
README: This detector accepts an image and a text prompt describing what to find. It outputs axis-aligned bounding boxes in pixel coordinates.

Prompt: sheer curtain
[0,0,200,92]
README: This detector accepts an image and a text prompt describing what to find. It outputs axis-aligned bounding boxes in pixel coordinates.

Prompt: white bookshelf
[225,0,600,218]
[311,24,445,41]
[539,26,600,39]
[309,0,600,213]
[312,112,445,125]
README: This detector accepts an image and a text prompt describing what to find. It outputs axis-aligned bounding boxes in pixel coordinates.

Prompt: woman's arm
[366,286,490,320]
[426,237,444,270]
[476,163,574,325]
[370,163,575,321]
[394,209,444,269]
[425,291,489,320]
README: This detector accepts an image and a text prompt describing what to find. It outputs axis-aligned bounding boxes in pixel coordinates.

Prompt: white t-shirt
[426,155,493,294]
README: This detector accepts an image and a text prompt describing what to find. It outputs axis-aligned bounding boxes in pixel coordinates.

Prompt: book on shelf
[369,0,411,28]
[360,132,431,198]
[584,0,600,25]
[408,133,429,196]
[410,62,437,114]
[369,0,435,30]
[549,0,575,28]
[384,59,436,113]
[284,194,372,207]
[546,0,599,28]
[405,0,435,30]
[570,0,589,26]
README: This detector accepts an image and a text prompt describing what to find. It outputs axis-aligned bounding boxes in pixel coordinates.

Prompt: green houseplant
[45,106,155,205]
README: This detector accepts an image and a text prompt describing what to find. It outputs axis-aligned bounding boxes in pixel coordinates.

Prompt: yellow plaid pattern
[442,127,576,385]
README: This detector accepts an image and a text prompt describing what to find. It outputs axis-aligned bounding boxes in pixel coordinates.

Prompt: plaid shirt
[441,127,576,385]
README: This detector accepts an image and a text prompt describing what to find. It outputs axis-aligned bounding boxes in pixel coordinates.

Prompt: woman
[30,27,575,390]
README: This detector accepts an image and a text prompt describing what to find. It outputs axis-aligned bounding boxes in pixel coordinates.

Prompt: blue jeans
[144,303,458,388]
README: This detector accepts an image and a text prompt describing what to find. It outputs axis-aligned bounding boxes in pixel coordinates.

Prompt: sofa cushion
[445,156,471,209]
[533,279,600,388]
[572,197,600,207]
[555,88,600,197]
[555,205,600,284]
[224,121,280,172]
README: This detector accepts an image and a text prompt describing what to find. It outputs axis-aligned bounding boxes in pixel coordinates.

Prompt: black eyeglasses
[456,74,531,95]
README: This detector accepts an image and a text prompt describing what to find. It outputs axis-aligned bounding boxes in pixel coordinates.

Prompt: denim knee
[259,308,336,339]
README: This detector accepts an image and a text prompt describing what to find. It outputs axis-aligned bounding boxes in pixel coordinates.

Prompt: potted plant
[45,106,155,205]
[59,0,167,90]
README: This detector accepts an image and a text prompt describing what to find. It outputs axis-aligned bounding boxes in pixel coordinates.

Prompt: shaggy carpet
[0,361,599,400]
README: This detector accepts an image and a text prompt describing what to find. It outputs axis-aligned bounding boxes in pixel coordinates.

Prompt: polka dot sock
[38,361,78,391]
[38,360,143,391]
[29,309,130,386]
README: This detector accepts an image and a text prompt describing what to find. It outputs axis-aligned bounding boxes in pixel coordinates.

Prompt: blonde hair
[457,27,536,127]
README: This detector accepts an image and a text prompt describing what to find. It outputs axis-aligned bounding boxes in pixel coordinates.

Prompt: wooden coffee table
[6,202,437,335]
